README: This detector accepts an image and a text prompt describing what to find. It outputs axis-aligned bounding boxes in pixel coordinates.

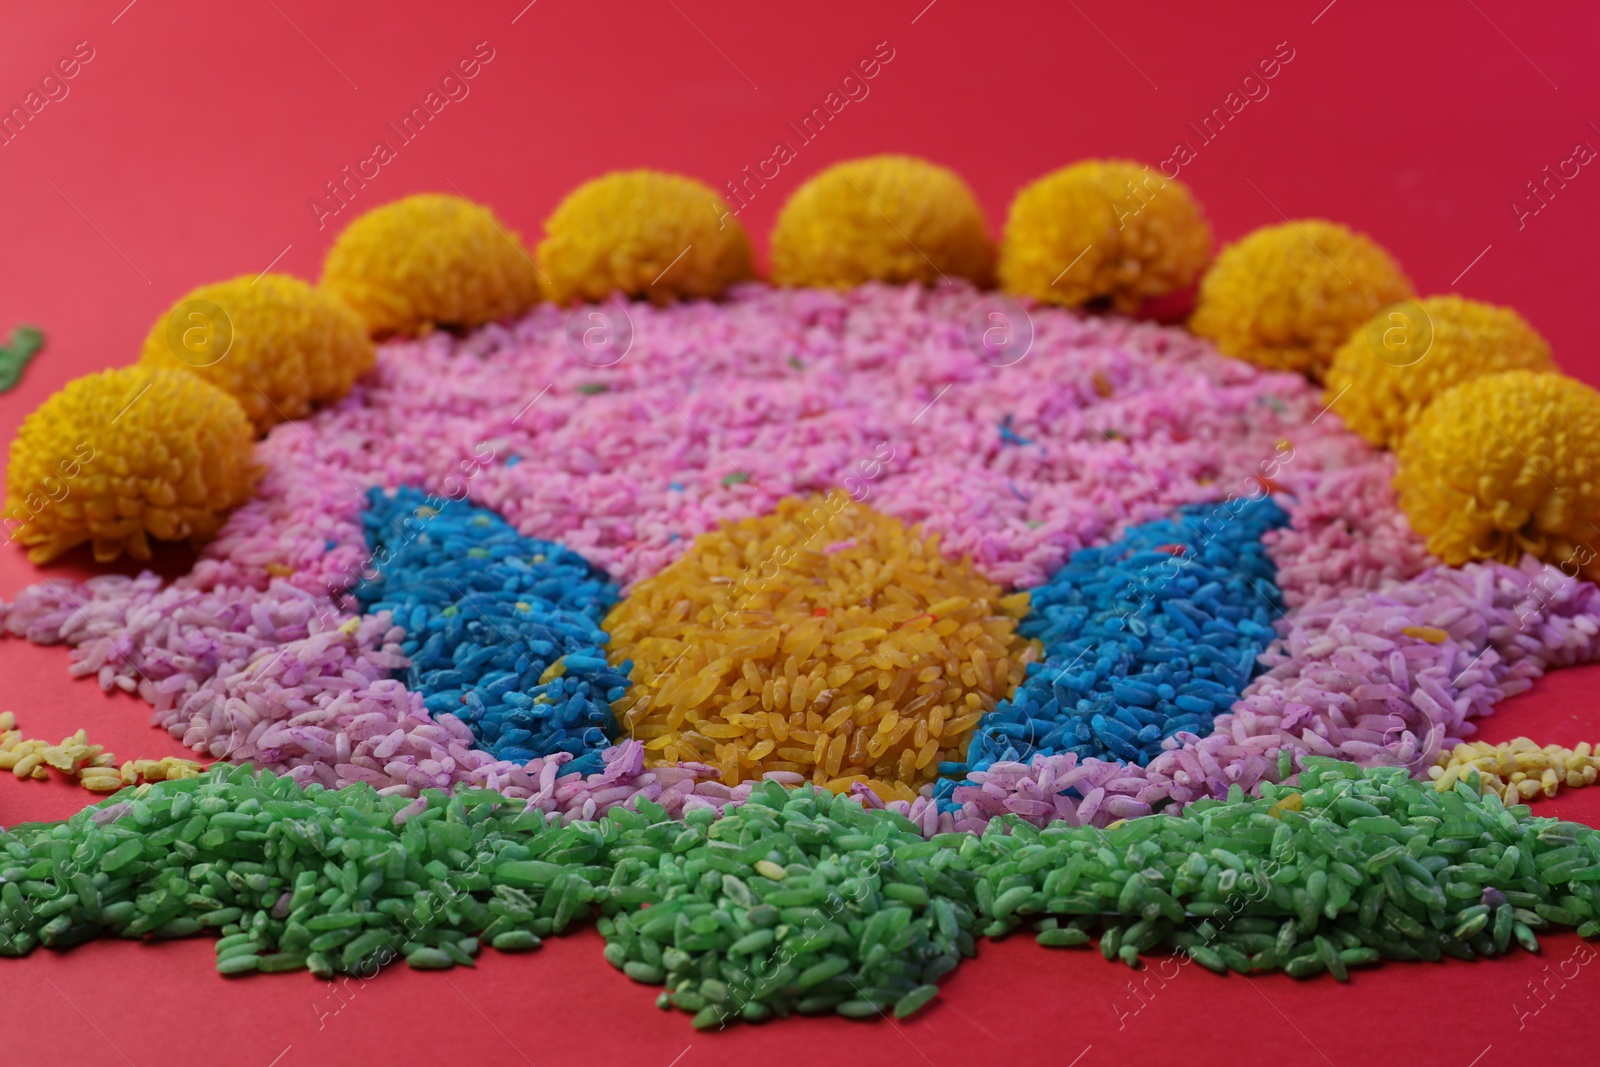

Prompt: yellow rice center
[604,495,1034,802]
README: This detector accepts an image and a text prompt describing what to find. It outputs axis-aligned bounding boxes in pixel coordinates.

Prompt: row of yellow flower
[5,154,1599,581]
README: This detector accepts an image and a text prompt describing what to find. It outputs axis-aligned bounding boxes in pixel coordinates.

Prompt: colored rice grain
[968,757,1600,974]
[1432,738,1600,804]
[5,758,1600,1025]
[318,284,1352,591]
[902,557,1600,835]
[0,713,110,784]
[606,495,1032,800]
[0,324,43,393]
[0,285,1584,815]
[355,486,629,773]
[0,711,203,793]
[601,780,981,1027]
[946,497,1287,793]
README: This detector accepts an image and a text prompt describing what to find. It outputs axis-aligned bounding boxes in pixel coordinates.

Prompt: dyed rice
[4,756,1600,1027]
[1432,738,1600,804]
[0,284,1594,824]
[903,556,1600,834]
[0,711,203,792]
[605,495,1032,800]
[355,486,629,773]
[946,496,1287,791]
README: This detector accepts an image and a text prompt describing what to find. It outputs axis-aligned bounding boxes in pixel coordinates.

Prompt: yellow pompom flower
[999,160,1211,312]
[138,274,375,433]
[769,155,994,289]
[1394,370,1600,576]
[320,194,543,336]
[537,170,755,305]
[1190,219,1413,378]
[5,367,256,563]
[1325,295,1554,449]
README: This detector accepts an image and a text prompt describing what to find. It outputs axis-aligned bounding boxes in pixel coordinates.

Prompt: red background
[3,1,1599,1063]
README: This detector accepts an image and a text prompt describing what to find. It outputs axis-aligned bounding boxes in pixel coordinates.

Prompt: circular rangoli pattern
[6,283,1598,837]
[7,278,1600,1029]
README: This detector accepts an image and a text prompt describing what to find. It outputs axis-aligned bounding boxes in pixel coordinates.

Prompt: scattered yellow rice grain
[0,711,206,793]
[1429,737,1600,803]
[1267,792,1304,818]
[606,495,1030,793]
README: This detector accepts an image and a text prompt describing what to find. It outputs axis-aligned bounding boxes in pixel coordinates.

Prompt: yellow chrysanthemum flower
[537,170,755,305]
[1395,370,1600,575]
[5,367,256,563]
[138,274,375,433]
[1325,295,1554,449]
[1190,219,1413,378]
[320,193,543,336]
[999,160,1211,312]
[769,155,994,289]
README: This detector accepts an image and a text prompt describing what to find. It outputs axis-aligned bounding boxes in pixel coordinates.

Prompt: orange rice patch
[604,494,1035,801]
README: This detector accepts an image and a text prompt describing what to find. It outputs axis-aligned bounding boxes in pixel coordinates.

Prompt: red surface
[3,0,1600,1063]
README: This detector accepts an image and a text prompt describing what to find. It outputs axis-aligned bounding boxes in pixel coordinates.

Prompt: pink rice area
[3,282,1597,831]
